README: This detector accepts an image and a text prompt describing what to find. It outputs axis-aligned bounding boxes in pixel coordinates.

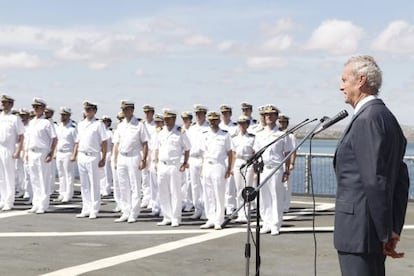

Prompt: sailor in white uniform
[55,107,77,202]
[154,108,191,227]
[254,104,293,236]
[0,94,24,211]
[73,101,108,219]
[113,100,149,223]
[200,111,234,230]
[25,98,57,214]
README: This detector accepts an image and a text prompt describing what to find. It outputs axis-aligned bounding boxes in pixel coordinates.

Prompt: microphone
[314,110,349,135]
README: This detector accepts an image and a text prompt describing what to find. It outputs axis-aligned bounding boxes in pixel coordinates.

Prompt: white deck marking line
[0,210,29,219]
[283,203,335,220]
[41,228,244,276]
[0,229,217,238]
[0,204,81,219]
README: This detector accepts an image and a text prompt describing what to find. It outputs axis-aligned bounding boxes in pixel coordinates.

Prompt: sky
[1,0,414,126]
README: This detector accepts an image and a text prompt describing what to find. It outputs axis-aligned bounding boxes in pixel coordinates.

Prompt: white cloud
[305,20,363,55]
[260,18,296,36]
[246,56,288,69]
[184,34,213,46]
[261,34,292,51]
[88,62,108,70]
[135,69,144,77]
[372,20,414,55]
[0,52,45,69]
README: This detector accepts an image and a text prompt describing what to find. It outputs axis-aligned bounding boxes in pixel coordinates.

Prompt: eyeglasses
[32,105,43,109]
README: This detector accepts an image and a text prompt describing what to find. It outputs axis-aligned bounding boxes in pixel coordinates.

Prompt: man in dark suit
[334,55,410,276]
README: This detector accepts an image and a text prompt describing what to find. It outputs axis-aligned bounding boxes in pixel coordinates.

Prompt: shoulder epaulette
[232,122,237,126]
[231,134,237,138]
[255,127,264,133]
[252,119,257,123]
[202,130,208,134]
[248,133,255,137]
[137,118,142,122]
[191,122,197,126]
[221,129,228,133]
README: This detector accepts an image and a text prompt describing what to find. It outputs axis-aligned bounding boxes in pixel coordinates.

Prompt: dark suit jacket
[333,98,410,253]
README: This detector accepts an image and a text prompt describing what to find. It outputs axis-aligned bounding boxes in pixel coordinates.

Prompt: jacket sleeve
[392,161,410,235]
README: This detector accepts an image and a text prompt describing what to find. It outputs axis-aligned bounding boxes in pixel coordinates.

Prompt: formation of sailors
[0,94,297,236]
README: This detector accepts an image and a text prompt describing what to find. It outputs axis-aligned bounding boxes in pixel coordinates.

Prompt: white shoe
[127,217,137,223]
[1,205,12,211]
[200,222,214,229]
[260,226,271,234]
[157,219,171,226]
[35,209,45,214]
[171,222,179,227]
[76,212,89,218]
[271,228,280,236]
[214,225,222,230]
[23,192,30,199]
[27,206,38,213]
[89,213,97,219]
[114,215,129,223]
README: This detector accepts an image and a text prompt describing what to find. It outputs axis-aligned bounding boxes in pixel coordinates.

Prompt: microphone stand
[222,117,321,276]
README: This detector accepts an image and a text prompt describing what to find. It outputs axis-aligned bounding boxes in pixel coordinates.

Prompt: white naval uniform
[149,127,162,214]
[55,120,77,201]
[114,116,150,220]
[201,128,234,227]
[219,121,238,213]
[187,121,209,217]
[100,128,113,196]
[283,132,297,212]
[111,128,122,210]
[155,125,191,225]
[142,120,156,208]
[26,115,57,212]
[232,131,256,220]
[254,126,293,233]
[76,117,108,216]
[0,111,24,209]
[22,125,32,200]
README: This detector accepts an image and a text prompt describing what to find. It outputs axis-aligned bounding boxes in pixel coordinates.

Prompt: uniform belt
[160,160,180,165]
[58,149,72,153]
[79,151,97,156]
[205,159,222,165]
[30,147,47,152]
[119,151,139,157]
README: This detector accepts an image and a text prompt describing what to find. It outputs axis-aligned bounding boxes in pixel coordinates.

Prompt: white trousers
[283,177,292,212]
[149,163,160,212]
[157,163,182,223]
[77,152,101,215]
[28,149,52,211]
[117,154,142,218]
[0,146,16,206]
[188,156,203,215]
[181,169,192,209]
[111,155,122,209]
[56,151,75,201]
[259,167,284,230]
[234,160,255,219]
[15,157,24,194]
[202,162,226,226]
[141,153,151,203]
[99,152,112,196]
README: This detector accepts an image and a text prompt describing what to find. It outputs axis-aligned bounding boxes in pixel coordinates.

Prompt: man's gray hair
[345,55,382,94]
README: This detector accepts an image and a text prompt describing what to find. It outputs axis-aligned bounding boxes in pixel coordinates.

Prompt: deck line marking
[40,228,243,276]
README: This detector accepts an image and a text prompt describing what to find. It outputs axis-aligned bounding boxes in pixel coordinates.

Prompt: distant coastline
[294,125,414,142]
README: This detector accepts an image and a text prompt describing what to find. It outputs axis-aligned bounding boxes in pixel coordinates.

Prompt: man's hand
[383,232,404,258]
